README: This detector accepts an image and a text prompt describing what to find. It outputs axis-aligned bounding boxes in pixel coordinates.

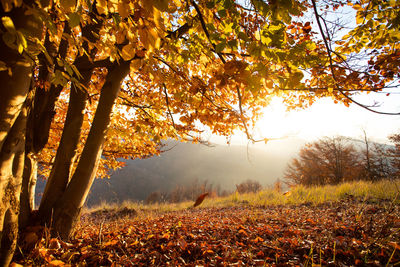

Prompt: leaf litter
[14,198,400,266]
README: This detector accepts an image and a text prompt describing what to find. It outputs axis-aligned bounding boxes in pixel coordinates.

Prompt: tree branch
[191,0,226,64]
[310,0,400,115]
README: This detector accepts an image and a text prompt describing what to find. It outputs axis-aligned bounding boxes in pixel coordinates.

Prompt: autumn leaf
[193,192,209,207]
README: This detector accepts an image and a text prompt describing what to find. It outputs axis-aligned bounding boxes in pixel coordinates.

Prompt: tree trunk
[0,106,27,267]
[18,153,37,230]
[0,2,42,152]
[51,61,129,239]
[38,73,91,224]
[0,64,32,155]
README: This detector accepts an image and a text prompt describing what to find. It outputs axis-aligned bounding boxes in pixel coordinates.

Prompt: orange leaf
[48,260,65,266]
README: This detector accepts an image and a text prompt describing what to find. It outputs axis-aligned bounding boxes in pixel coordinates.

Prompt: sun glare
[255,97,400,143]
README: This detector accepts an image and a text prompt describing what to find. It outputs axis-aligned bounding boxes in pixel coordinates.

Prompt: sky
[209,91,400,146]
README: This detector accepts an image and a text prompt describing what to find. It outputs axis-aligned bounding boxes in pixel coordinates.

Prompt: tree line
[146,178,263,204]
[284,132,400,186]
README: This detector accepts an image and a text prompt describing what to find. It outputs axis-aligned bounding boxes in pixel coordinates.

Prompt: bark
[0,3,43,265]
[51,61,130,239]
[31,87,63,153]
[18,153,37,230]
[38,72,91,224]
[0,64,32,154]
[0,107,27,267]
[19,22,71,230]
[0,3,42,152]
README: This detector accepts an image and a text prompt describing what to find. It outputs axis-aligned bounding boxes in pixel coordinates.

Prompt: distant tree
[358,130,392,181]
[145,191,167,204]
[284,136,362,186]
[236,179,262,194]
[165,179,214,203]
[388,133,400,179]
[274,178,283,193]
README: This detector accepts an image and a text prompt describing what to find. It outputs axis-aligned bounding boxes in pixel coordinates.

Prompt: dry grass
[83,179,400,216]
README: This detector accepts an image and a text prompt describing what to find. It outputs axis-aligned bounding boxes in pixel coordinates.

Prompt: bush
[236,179,262,194]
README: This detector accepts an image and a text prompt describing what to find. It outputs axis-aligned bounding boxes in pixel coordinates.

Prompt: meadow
[14,179,400,266]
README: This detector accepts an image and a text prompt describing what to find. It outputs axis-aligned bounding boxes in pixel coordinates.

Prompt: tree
[389,133,400,179]
[284,136,362,186]
[236,179,262,194]
[0,0,399,264]
[358,130,392,181]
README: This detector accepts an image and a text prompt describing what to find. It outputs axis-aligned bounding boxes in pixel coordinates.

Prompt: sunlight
[255,96,400,143]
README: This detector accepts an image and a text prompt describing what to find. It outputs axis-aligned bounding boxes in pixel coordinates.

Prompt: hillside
[86,139,304,206]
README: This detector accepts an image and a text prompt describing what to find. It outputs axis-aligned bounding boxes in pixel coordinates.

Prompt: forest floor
[14,195,400,266]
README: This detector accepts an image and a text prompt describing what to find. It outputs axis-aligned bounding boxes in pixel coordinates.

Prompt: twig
[310,0,400,115]
[162,84,176,129]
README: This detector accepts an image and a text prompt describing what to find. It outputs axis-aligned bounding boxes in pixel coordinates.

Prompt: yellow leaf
[130,58,143,72]
[356,13,363,24]
[162,232,170,239]
[60,0,76,12]
[103,239,118,247]
[2,16,16,32]
[140,27,160,52]
[153,0,168,11]
[149,28,161,49]
[121,43,136,61]
[153,9,165,30]
[118,0,130,18]
[96,0,108,15]
[108,0,118,13]
[48,259,65,266]
[141,0,154,16]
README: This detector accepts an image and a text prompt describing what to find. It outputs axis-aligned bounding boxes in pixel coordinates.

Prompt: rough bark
[0,3,42,152]
[38,73,91,224]
[51,61,130,239]
[0,107,27,267]
[0,64,32,155]
[31,87,63,153]
[0,3,43,264]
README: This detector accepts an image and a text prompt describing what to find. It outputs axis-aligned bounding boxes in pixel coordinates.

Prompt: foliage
[284,136,363,186]
[284,135,398,186]
[2,0,398,179]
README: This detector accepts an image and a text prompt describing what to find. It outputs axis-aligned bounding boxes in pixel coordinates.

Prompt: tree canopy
[2,0,399,176]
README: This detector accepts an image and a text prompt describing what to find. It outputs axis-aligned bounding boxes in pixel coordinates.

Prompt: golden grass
[84,179,400,215]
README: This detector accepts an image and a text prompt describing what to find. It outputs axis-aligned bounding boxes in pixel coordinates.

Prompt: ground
[14,197,400,266]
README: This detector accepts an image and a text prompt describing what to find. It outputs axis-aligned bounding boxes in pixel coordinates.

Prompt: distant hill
[86,139,305,207]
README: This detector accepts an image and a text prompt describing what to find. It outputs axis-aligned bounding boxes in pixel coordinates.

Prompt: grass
[84,179,400,216]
